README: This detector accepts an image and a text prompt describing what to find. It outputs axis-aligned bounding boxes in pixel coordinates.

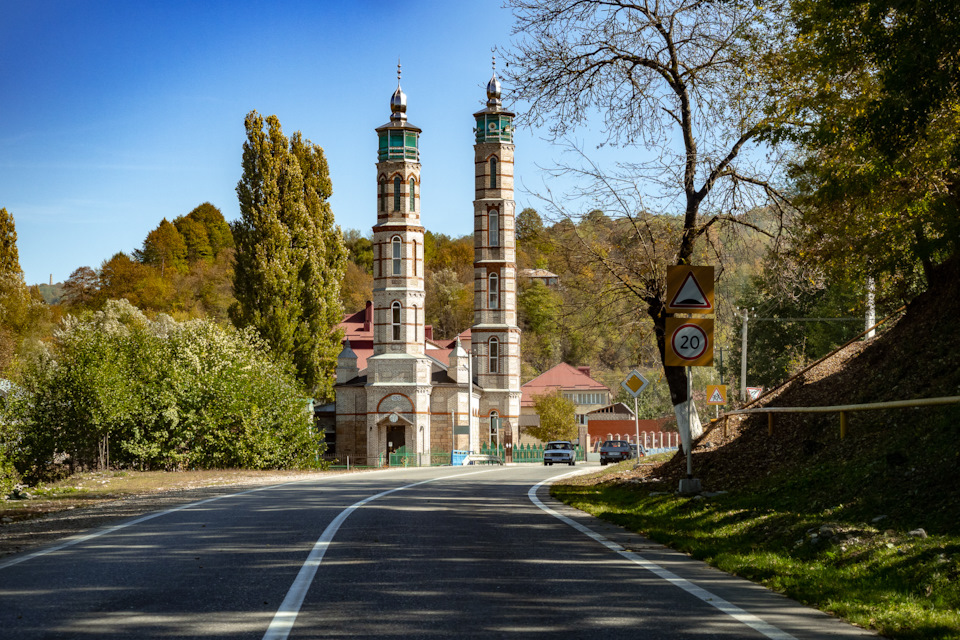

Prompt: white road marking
[528,474,798,640]
[0,483,289,571]
[262,468,500,640]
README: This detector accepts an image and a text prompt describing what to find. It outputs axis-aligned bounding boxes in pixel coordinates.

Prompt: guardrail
[720,396,960,439]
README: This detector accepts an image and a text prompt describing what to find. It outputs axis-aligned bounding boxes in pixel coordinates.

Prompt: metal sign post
[621,370,649,468]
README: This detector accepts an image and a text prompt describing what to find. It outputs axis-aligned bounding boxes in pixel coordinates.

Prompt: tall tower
[366,65,432,459]
[472,59,521,446]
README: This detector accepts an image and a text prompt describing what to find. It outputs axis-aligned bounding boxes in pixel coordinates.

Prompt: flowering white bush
[12,300,322,478]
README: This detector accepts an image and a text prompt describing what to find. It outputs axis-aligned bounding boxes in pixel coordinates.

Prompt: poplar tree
[232,111,346,400]
[0,208,22,278]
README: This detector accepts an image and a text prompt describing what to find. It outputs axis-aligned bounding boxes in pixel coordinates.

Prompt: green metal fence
[388,447,451,467]
[478,442,586,463]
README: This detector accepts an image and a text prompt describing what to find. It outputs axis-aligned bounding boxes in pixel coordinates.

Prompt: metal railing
[721,396,960,439]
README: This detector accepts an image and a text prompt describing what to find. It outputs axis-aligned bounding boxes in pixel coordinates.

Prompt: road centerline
[261,468,499,640]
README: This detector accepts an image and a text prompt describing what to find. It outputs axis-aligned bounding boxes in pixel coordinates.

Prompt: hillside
[651,256,960,534]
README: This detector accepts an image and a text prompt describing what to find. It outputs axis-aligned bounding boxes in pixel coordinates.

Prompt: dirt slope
[651,257,960,532]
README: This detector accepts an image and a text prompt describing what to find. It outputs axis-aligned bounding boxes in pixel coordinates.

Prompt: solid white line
[262,468,500,640]
[528,475,798,640]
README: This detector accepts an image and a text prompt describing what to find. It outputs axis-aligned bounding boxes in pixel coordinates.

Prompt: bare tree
[502,0,792,442]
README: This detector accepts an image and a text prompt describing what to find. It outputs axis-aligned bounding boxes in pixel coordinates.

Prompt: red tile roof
[338,302,469,372]
[520,362,610,407]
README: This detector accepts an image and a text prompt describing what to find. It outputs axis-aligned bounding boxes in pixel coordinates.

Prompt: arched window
[409,178,416,212]
[393,176,401,211]
[488,272,499,309]
[392,236,402,275]
[490,410,500,435]
[392,301,401,341]
[489,337,499,373]
[379,178,385,212]
[489,157,497,189]
[412,240,418,276]
[489,210,499,247]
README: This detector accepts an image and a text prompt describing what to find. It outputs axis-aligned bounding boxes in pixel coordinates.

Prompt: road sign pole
[686,367,693,479]
[740,308,749,401]
[634,396,640,467]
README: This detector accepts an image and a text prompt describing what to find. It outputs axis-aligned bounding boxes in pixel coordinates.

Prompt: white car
[543,441,576,466]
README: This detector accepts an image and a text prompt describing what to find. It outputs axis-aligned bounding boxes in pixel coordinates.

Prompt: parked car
[543,441,576,466]
[600,440,633,465]
[630,444,645,458]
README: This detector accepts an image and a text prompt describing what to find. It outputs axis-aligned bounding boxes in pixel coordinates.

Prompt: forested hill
[655,256,960,533]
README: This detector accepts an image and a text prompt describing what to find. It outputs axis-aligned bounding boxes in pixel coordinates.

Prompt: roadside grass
[0,469,332,522]
[554,457,960,640]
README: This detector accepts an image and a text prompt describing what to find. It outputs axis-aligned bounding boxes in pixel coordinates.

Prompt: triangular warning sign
[669,272,712,310]
[709,388,724,404]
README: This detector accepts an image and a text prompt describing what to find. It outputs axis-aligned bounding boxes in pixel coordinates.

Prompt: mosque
[332,64,521,464]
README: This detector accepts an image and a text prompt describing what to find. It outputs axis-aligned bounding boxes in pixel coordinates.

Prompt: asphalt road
[0,464,878,639]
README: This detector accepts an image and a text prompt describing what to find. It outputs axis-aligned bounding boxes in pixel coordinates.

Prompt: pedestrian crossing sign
[706,385,727,405]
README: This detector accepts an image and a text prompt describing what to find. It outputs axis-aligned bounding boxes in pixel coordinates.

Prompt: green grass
[553,465,960,639]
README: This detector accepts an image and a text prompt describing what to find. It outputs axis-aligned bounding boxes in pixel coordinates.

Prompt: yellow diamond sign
[621,370,650,398]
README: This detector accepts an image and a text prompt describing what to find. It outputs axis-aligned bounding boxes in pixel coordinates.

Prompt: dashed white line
[262,468,500,640]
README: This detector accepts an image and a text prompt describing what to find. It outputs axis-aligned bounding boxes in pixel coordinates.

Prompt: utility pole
[740,307,749,402]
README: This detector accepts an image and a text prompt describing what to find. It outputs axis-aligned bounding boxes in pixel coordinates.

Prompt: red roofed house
[519,363,612,445]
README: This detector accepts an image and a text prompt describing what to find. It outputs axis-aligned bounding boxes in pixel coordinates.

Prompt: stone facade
[333,67,520,464]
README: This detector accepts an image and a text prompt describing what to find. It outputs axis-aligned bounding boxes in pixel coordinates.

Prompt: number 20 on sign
[665,317,714,367]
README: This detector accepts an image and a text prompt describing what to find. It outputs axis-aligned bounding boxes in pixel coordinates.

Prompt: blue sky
[1,0,598,286]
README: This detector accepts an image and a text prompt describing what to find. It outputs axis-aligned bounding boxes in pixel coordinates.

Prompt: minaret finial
[390,60,407,122]
[486,49,502,108]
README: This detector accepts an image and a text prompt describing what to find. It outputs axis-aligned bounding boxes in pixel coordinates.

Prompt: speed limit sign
[665,317,714,366]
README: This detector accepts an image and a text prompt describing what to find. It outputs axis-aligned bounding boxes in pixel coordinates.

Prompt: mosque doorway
[386,425,405,462]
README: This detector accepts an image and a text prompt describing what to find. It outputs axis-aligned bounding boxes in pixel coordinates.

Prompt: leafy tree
[181,202,233,258]
[0,208,22,278]
[138,218,188,275]
[517,279,561,372]
[232,111,346,400]
[12,299,322,477]
[343,229,374,274]
[425,268,472,340]
[174,216,213,264]
[340,261,373,314]
[423,232,474,338]
[99,252,151,307]
[503,0,791,439]
[61,266,101,308]
[527,389,577,442]
[172,249,236,322]
[775,0,959,294]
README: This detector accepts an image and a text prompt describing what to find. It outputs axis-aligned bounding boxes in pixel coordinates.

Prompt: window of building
[392,301,401,341]
[412,240,418,276]
[409,178,416,212]
[489,157,497,189]
[489,337,499,373]
[392,236,401,276]
[489,210,499,247]
[393,176,401,211]
[379,178,385,212]
[488,272,499,309]
[490,410,500,435]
